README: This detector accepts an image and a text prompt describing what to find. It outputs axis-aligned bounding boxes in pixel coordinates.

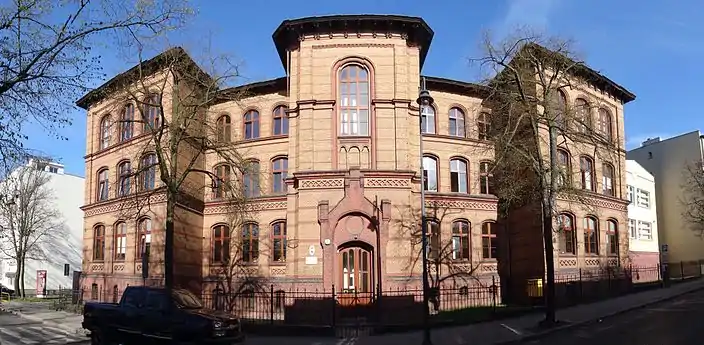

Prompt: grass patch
[434,305,539,324]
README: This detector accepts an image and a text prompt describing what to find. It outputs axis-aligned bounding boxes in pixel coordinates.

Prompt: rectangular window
[627,185,634,202]
[628,219,637,239]
[636,189,650,208]
[638,221,653,240]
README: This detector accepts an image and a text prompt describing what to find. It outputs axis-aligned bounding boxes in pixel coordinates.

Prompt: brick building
[77,15,635,305]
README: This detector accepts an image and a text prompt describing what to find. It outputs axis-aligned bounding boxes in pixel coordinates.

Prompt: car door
[142,289,174,342]
[116,288,145,339]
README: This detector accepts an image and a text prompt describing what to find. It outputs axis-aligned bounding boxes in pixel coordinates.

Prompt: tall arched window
[558,213,575,254]
[422,156,438,192]
[242,223,259,262]
[114,222,127,261]
[450,158,468,193]
[99,116,111,150]
[427,220,440,260]
[213,164,231,199]
[244,110,260,139]
[477,113,490,140]
[216,115,231,143]
[575,98,591,133]
[479,161,494,195]
[584,216,599,255]
[602,163,615,196]
[549,89,567,128]
[97,169,109,201]
[420,105,435,134]
[121,104,134,142]
[338,64,370,136]
[607,220,618,256]
[451,220,470,261]
[93,225,105,260]
[557,149,571,187]
[482,221,498,259]
[144,93,161,131]
[272,221,287,262]
[140,154,157,191]
[273,106,288,136]
[448,108,465,137]
[243,161,260,198]
[579,156,594,191]
[136,218,152,260]
[118,161,131,197]
[272,157,288,194]
[212,224,230,263]
[597,108,613,141]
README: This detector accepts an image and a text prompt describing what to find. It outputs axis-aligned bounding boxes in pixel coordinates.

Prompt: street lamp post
[417,77,434,345]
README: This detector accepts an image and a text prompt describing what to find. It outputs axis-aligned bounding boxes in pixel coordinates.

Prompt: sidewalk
[0,301,86,336]
[355,278,704,345]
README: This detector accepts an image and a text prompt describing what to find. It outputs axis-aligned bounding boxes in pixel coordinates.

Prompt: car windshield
[172,289,204,309]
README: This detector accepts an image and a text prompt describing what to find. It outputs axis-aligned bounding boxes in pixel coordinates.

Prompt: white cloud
[493,0,558,40]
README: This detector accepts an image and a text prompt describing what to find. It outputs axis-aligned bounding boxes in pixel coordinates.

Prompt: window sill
[269,261,287,266]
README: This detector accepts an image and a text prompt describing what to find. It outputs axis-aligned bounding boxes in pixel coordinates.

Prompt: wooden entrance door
[338,246,374,306]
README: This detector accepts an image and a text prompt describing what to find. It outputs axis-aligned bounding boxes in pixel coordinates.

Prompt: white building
[0,160,84,294]
[625,159,660,268]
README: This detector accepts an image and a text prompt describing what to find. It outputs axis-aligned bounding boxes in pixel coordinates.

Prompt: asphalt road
[526,288,704,345]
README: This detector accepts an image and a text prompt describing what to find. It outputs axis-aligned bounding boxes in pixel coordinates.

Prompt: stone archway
[317,169,391,289]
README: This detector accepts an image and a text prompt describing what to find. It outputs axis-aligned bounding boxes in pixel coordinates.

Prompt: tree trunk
[13,260,21,297]
[164,193,176,290]
[20,259,26,298]
[542,125,559,325]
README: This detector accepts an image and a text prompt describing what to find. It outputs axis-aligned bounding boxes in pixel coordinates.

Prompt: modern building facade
[0,160,84,293]
[77,15,634,305]
[625,160,660,268]
[628,131,704,263]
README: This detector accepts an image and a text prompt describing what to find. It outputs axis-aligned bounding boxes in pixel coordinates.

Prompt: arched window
[213,164,231,199]
[272,221,287,262]
[450,159,468,193]
[243,110,260,139]
[482,221,498,259]
[583,216,599,255]
[451,220,470,261]
[97,169,109,201]
[121,104,134,142]
[273,106,288,136]
[216,115,231,143]
[91,283,98,300]
[448,108,465,137]
[557,149,571,187]
[212,224,230,263]
[242,223,259,262]
[477,113,490,140]
[144,93,161,131]
[114,222,127,261]
[422,156,438,192]
[93,225,105,261]
[99,116,111,150]
[549,89,567,128]
[140,154,157,191]
[112,285,119,303]
[602,163,615,196]
[338,64,370,136]
[558,214,575,254]
[607,220,618,256]
[243,161,260,198]
[427,220,440,260]
[575,99,591,133]
[272,158,288,194]
[479,161,494,195]
[579,156,594,191]
[421,105,435,134]
[136,218,151,260]
[597,108,613,141]
[118,161,131,197]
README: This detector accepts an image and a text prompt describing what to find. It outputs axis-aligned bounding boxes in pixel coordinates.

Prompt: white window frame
[627,185,634,202]
[637,221,653,240]
[421,105,436,134]
[636,188,650,208]
[628,219,637,239]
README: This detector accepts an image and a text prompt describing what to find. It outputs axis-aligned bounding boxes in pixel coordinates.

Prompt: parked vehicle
[82,286,244,345]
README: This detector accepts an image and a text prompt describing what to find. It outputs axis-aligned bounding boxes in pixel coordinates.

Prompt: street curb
[494,283,704,344]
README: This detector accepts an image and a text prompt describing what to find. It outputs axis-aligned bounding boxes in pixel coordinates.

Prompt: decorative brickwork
[364,178,411,188]
[298,179,344,189]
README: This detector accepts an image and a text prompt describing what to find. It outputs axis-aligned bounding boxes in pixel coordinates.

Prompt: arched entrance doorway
[337,242,374,306]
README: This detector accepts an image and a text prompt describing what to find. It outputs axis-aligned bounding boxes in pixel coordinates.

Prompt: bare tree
[681,162,704,237]
[471,30,625,324]
[0,0,191,169]
[89,45,255,291]
[0,161,67,297]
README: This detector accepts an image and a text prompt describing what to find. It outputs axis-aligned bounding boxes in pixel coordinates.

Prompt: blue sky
[29,0,702,176]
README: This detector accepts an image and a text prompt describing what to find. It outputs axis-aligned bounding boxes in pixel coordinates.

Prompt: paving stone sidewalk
[353,278,704,345]
[0,302,86,336]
